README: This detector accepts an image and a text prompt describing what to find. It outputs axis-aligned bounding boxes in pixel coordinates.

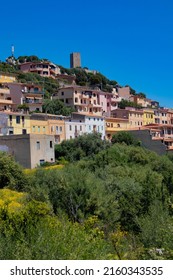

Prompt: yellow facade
[105,117,130,139]
[143,109,155,125]
[30,114,66,143]
[47,119,66,143]
[0,73,16,83]
[7,113,31,134]
[30,119,48,135]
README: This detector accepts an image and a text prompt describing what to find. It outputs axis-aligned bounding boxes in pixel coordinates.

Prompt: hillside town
[0,52,173,168]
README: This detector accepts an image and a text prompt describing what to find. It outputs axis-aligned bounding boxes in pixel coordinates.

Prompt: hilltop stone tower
[70,52,81,68]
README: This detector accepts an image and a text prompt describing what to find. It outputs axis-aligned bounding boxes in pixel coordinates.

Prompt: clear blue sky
[1,0,173,107]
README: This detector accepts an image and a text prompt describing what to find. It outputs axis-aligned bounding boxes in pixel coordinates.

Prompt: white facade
[65,120,86,140]
[85,115,105,139]
[70,113,105,139]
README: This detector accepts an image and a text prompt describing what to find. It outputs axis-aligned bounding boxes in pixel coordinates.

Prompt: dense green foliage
[55,133,110,162]
[17,72,59,98]
[118,99,142,109]
[58,66,117,91]
[1,140,173,259]
[111,131,141,146]
[0,152,27,190]
[43,99,75,116]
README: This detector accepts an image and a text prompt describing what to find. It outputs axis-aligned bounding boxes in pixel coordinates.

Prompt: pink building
[53,86,118,116]
[7,83,44,112]
[19,61,60,79]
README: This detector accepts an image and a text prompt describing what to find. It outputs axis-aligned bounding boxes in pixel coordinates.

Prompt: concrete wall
[0,134,31,168]
[0,134,55,168]
[29,134,55,168]
[128,130,167,155]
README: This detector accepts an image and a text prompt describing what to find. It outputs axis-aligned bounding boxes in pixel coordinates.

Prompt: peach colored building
[30,113,66,144]
[53,86,118,116]
[105,117,130,140]
[145,123,173,150]
[111,108,143,128]
[168,109,173,125]
[0,84,14,111]
[154,108,169,124]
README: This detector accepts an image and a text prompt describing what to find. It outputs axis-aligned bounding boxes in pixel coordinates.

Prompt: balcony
[0,88,10,94]
[22,89,44,95]
[23,98,43,104]
[0,99,13,105]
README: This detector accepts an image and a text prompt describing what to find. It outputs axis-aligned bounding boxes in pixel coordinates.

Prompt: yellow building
[143,109,155,125]
[30,113,66,143]
[30,118,48,135]
[105,117,130,140]
[7,112,31,135]
[0,73,16,83]
[48,117,66,143]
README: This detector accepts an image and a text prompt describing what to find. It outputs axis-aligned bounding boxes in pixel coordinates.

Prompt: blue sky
[1,0,173,107]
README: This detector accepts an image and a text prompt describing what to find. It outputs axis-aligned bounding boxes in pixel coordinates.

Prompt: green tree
[0,152,27,191]
[42,99,75,116]
[111,131,141,146]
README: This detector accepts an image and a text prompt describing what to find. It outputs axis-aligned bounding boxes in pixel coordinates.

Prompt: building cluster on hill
[0,53,173,168]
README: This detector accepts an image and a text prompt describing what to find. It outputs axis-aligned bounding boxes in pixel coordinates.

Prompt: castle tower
[70,52,81,68]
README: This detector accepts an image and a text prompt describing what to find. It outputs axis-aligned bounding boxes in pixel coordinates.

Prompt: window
[40,159,45,165]
[38,126,40,132]
[61,91,64,96]
[9,115,12,122]
[80,126,82,131]
[16,116,20,124]
[75,97,78,103]
[50,141,53,148]
[43,126,46,133]
[36,141,40,150]
[69,125,72,131]
[22,129,27,134]
[66,99,69,103]
[60,126,62,132]
[32,126,35,132]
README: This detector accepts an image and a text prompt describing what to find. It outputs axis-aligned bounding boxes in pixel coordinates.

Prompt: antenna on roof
[11,45,14,57]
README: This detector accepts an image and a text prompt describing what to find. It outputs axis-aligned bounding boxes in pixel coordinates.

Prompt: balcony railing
[22,89,44,95]
[0,88,10,94]
[23,99,42,104]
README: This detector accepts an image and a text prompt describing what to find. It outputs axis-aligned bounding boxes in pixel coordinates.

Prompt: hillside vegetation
[1,135,173,260]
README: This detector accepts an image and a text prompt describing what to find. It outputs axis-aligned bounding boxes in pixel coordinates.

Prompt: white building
[71,113,105,139]
[65,119,86,140]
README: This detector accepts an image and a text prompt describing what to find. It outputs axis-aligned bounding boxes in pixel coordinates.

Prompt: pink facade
[19,62,59,79]
[7,83,44,112]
